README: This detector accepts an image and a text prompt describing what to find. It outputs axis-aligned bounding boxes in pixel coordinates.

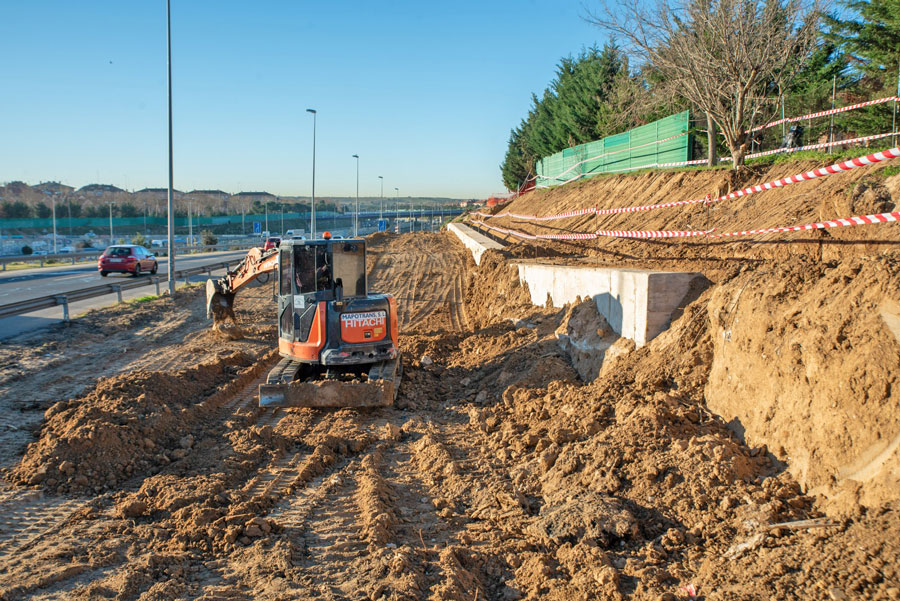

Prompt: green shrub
[21,245,33,255]
[201,230,218,245]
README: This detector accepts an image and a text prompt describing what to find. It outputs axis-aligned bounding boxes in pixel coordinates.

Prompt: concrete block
[513,262,700,346]
[447,223,504,266]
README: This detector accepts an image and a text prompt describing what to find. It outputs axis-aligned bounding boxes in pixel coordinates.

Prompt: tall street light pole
[378,176,383,220]
[166,0,176,295]
[306,108,317,238]
[352,154,359,237]
[394,187,399,232]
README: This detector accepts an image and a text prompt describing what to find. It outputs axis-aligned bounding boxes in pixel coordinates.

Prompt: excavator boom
[206,247,279,326]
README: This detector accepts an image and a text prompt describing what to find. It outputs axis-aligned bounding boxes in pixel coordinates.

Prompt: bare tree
[587,0,819,167]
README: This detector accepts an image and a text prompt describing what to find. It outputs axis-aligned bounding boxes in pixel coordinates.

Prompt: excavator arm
[206,246,279,326]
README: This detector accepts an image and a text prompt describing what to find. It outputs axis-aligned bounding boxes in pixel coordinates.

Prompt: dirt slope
[469,156,900,507]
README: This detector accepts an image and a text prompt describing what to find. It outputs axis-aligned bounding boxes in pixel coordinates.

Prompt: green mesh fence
[536,111,692,186]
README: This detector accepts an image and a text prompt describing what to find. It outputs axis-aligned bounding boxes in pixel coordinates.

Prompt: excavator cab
[274,239,399,369]
[206,237,401,408]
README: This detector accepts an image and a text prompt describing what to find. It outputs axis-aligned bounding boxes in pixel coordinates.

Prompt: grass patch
[130,295,159,304]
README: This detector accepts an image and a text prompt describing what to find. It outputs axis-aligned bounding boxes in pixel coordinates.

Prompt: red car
[98,245,158,277]
[263,237,281,251]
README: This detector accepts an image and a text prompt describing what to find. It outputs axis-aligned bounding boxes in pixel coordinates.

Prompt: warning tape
[725,131,897,161]
[481,147,900,221]
[709,210,900,238]
[472,210,900,242]
[752,96,900,133]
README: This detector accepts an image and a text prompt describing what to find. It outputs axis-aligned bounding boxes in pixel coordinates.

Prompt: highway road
[0,249,250,340]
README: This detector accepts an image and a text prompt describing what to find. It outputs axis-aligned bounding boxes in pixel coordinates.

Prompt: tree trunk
[706,114,717,167]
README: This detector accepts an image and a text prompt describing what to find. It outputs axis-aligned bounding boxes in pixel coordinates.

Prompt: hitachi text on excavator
[206,235,402,408]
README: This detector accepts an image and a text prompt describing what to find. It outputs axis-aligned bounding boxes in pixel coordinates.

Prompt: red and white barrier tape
[709,210,900,238]
[471,209,900,242]
[724,131,897,161]
[523,146,900,218]
[752,96,899,133]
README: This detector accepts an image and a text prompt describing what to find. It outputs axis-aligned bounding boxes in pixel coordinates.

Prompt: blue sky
[1,1,605,198]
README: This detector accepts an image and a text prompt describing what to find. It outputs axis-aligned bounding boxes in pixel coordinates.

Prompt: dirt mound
[12,351,270,494]
[706,253,900,507]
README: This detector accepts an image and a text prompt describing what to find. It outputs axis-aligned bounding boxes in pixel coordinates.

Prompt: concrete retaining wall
[449,222,700,347]
[447,223,504,266]
[514,263,701,347]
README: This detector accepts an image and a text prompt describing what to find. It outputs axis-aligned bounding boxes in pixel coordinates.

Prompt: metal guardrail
[0,260,237,321]
[0,244,252,270]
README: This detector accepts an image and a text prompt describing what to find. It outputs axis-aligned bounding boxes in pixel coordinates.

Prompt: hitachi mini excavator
[206,235,402,408]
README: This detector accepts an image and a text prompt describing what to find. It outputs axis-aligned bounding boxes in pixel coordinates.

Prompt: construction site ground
[0,156,899,600]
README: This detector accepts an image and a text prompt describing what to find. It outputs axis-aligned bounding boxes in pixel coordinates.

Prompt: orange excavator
[206,235,402,408]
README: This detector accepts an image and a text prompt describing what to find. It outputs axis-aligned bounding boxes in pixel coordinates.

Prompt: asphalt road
[0,249,250,340]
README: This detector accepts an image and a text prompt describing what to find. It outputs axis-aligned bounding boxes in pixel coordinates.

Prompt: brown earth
[0,162,897,601]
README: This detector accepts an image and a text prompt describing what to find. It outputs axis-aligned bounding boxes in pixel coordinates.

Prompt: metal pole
[829,74,836,154]
[281,204,284,234]
[166,0,175,296]
[352,154,359,237]
[188,200,192,246]
[378,176,383,220]
[265,199,268,235]
[394,188,399,232]
[306,108,317,238]
[893,56,900,145]
[52,198,57,254]
[109,202,114,244]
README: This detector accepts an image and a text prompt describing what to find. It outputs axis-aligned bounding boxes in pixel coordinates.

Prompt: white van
[285,229,306,239]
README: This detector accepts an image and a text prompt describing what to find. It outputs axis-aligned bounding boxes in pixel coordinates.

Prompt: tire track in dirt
[367,233,470,333]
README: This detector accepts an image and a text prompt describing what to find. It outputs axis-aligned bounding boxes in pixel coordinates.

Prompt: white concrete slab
[447,223,504,266]
[514,262,701,347]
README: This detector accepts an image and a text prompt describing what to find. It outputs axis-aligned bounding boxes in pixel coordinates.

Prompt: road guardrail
[0,260,238,322]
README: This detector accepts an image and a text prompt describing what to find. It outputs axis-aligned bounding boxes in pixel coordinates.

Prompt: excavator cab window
[315,245,331,290]
[332,242,366,297]
[293,246,316,293]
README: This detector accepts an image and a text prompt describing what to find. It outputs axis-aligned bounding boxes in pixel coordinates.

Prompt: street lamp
[166,0,176,295]
[306,108,317,238]
[394,187,399,232]
[108,202,114,244]
[378,176,384,220]
[352,154,359,237]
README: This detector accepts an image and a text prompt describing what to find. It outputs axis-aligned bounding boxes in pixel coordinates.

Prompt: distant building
[34,182,74,195]
[77,184,125,196]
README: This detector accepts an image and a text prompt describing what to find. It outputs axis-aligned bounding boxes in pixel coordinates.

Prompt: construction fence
[536,111,693,187]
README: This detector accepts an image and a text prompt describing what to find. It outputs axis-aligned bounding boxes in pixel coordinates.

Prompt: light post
[409,200,413,232]
[265,199,269,235]
[188,199,193,247]
[108,202,114,244]
[352,154,359,237]
[51,196,57,254]
[394,187,399,232]
[378,176,383,220]
[166,0,175,295]
[280,203,284,235]
[306,108,317,238]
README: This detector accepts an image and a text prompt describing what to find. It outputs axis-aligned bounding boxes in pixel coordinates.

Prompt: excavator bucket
[206,279,236,326]
[259,357,401,409]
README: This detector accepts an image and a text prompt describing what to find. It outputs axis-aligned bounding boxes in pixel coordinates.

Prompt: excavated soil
[0,163,897,601]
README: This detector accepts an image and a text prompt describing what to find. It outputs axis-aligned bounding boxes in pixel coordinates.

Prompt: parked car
[98,245,158,277]
[263,237,281,251]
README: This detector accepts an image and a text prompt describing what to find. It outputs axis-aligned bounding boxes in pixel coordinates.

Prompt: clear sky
[1,1,606,199]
